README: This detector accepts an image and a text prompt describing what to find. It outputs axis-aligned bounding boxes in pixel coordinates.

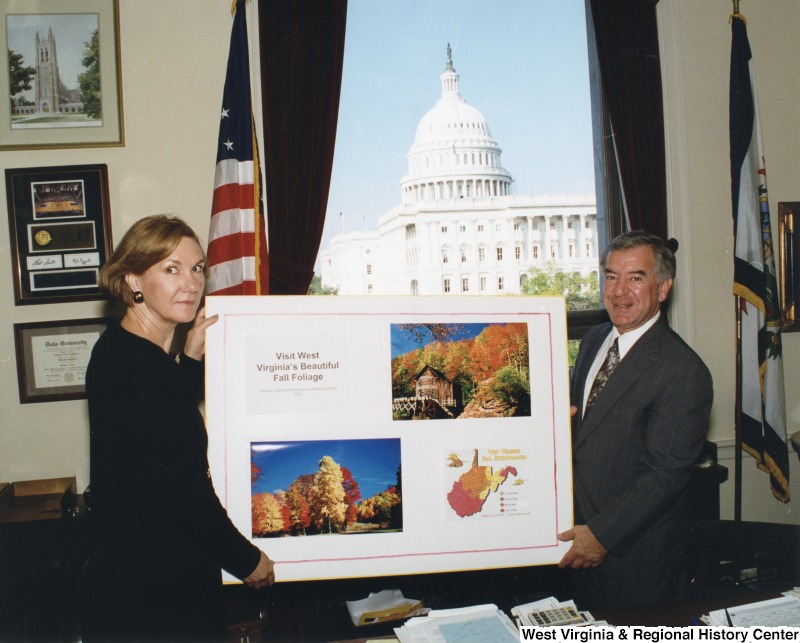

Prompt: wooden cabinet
[0,477,82,642]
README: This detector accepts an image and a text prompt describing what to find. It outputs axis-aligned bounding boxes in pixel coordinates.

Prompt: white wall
[660,0,800,523]
[2,0,799,524]
[0,1,233,491]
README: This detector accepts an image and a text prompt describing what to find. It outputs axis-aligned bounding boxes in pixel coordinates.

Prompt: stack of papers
[394,604,519,643]
[346,589,427,627]
[512,596,601,627]
[703,589,800,627]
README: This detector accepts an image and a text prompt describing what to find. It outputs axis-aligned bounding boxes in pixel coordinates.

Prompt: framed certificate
[5,164,113,305]
[13,317,111,403]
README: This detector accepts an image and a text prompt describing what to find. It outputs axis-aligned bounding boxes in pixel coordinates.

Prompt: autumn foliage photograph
[390,322,531,420]
[250,439,402,538]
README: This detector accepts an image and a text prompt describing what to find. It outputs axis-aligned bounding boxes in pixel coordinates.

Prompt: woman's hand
[243,551,276,589]
[183,307,218,361]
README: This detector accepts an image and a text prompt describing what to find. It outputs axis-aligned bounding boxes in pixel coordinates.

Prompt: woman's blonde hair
[99,215,206,305]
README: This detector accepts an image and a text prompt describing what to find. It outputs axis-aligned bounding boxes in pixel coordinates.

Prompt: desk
[596,584,790,627]
[260,573,792,641]
[259,565,570,642]
[326,585,793,642]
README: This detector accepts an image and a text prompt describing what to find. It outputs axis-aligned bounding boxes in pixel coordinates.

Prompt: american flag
[206,0,269,295]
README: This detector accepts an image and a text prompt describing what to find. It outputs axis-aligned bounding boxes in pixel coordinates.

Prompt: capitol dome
[401,45,513,206]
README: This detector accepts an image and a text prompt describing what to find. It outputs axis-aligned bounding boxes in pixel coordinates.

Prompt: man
[558,231,713,610]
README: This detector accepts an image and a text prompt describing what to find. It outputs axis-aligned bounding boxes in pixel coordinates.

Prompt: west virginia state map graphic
[445,448,531,519]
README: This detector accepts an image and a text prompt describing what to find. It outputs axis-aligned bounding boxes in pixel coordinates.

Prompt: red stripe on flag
[211,181,255,215]
[209,281,258,296]
[207,231,256,264]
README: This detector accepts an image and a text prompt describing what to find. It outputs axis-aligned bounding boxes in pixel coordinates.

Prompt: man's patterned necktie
[584,338,620,413]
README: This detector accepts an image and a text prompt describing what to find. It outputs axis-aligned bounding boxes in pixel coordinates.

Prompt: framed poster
[5,164,112,305]
[205,295,573,582]
[0,0,123,150]
[13,317,110,403]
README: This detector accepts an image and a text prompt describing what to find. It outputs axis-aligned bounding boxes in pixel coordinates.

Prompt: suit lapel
[573,321,667,448]
[572,323,611,410]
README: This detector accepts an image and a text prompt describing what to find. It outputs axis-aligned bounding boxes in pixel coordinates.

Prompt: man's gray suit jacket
[569,317,713,581]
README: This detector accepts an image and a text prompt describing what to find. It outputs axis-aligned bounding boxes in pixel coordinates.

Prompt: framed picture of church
[0,0,123,150]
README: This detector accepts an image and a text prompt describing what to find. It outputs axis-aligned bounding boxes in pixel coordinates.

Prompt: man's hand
[243,551,275,590]
[557,524,608,569]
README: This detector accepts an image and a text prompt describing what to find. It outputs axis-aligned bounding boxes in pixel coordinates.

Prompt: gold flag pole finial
[730,0,747,24]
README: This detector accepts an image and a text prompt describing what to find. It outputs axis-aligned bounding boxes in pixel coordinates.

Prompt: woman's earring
[133,290,144,304]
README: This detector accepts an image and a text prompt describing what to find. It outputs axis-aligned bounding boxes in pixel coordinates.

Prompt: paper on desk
[394,603,519,643]
[346,589,425,627]
[708,595,800,627]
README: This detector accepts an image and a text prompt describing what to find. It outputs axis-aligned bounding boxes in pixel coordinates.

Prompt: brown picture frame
[13,317,111,403]
[0,0,124,150]
[778,202,800,332]
[5,164,113,305]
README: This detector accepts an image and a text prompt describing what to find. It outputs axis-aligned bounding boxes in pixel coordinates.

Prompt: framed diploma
[5,164,113,305]
[13,317,111,403]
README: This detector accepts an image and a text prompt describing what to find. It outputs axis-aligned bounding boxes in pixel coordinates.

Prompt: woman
[81,215,274,641]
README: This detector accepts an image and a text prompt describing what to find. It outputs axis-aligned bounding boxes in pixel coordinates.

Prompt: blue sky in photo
[318,0,595,263]
[390,322,495,358]
[251,438,401,500]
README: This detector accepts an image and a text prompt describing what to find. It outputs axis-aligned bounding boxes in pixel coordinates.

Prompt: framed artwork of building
[0,0,123,150]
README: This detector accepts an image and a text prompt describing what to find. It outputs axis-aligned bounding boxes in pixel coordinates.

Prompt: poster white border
[205,295,573,582]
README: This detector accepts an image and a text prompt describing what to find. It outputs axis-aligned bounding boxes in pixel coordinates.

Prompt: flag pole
[734,296,743,521]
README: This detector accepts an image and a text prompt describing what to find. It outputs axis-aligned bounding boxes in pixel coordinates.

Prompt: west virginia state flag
[730,14,789,502]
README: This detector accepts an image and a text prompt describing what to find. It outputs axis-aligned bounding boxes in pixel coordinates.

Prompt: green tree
[522,261,599,311]
[523,262,598,366]
[308,274,338,295]
[372,487,402,527]
[491,365,531,415]
[390,466,403,528]
[8,49,35,111]
[78,30,101,118]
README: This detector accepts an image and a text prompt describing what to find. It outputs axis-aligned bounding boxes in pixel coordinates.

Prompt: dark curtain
[589,0,668,242]
[258,0,347,294]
